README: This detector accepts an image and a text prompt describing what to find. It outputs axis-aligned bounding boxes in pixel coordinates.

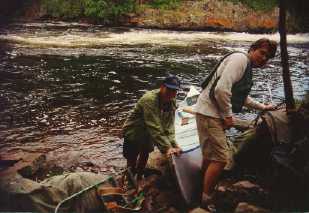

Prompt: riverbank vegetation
[41,0,278,21]
[224,0,277,11]
[1,0,307,32]
[41,0,182,22]
[41,0,136,22]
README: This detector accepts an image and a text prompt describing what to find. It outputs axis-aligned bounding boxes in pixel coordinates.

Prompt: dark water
[0,22,308,175]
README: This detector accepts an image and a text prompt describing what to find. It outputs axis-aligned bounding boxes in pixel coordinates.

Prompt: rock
[147,148,170,177]
[234,202,269,213]
[0,152,46,178]
[213,179,270,212]
[80,161,95,167]
[147,187,160,197]
[156,192,172,204]
[217,185,227,192]
[189,207,210,213]
[166,207,179,213]
[233,180,259,189]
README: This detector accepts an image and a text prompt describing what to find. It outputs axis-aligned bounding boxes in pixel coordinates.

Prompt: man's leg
[197,114,211,173]
[200,117,228,207]
[126,153,138,172]
[203,160,226,196]
[123,138,139,172]
[136,150,149,179]
[202,158,210,173]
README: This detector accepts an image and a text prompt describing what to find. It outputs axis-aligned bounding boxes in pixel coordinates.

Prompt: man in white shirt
[196,38,277,209]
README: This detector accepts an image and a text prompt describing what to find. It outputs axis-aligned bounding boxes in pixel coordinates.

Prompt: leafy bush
[41,0,83,19]
[83,0,108,19]
[41,0,182,21]
[83,0,136,19]
[146,0,181,10]
[41,0,137,21]
[225,0,278,11]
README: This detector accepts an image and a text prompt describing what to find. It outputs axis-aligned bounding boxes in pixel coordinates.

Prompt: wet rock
[147,187,160,198]
[165,207,178,213]
[233,180,260,190]
[214,179,270,212]
[80,161,95,167]
[142,195,154,211]
[189,207,210,213]
[155,191,173,204]
[18,155,46,178]
[38,165,64,180]
[234,202,269,213]
[0,152,46,178]
[147,149,170,176]
[217,185,227,192]
[75,167,84,172]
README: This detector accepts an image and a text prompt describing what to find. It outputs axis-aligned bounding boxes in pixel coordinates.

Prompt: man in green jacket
[123,75,182,179]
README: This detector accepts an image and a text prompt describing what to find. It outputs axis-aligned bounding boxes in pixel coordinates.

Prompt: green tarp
[0,172,108,213]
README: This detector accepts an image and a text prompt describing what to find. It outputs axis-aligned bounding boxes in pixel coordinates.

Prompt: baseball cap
[163,75,180,90]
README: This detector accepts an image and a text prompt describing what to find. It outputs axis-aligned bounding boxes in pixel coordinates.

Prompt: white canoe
[171,86,203,207]
[175,86,200,152]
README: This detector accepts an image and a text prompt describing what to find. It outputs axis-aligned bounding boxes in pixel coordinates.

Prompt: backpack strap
[200,51,248,117]
[201,51,245,89]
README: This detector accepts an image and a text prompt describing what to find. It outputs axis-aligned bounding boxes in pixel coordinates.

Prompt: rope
[54,169,127,213]
[123,191,144,208]
[54,176,112,213]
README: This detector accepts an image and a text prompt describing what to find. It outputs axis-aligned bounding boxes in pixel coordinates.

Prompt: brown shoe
[200,203,216,213]
[201,193,216,212]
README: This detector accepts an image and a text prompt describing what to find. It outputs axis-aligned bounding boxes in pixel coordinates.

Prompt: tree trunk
[279,0,296,112]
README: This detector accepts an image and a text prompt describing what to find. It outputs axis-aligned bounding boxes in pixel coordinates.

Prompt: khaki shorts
[196,113,228,163]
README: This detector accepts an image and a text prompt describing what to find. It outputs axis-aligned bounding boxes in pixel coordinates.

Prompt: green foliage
[41,0,83,19]
[146,0,181,10]
[225,0,278,11]
[41,0,137,21]
[83,0,108,18]
[40,0,180,22]
[83,0,136,19]
[109,0,137,18]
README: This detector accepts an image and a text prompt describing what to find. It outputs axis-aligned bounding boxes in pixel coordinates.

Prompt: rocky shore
[0,149,277,213]
[3,0,304,33]
[124,0,279,33]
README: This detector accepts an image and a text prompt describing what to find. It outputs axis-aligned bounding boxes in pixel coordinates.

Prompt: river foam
[1,26,309,48]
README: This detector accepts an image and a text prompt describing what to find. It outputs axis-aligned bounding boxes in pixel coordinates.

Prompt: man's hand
[223,116,234,130]
[166,147,182,157]
[174,147,182,156]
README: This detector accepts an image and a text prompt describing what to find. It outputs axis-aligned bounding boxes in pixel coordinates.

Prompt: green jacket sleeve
[142,101,176,153]
[168,126,177,148]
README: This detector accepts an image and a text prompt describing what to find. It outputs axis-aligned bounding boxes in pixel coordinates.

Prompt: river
[0,22,308,176]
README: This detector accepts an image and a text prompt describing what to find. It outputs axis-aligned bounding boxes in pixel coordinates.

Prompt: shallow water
[0,22,308,175]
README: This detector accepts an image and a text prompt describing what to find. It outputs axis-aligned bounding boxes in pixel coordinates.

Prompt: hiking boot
[200,203,216,213]
[200,193,216,212]
[127,167,138,188]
